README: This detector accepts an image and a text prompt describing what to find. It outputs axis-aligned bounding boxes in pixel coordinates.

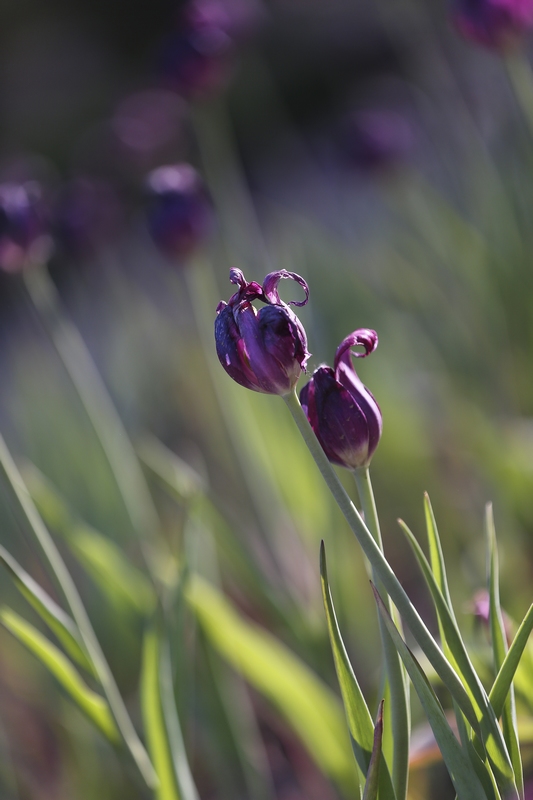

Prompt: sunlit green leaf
[0,607,118,742]
[0,544,95,677]
[486,505,523,798]
[185,573,358,795]
[320,541,394,800]
[399,515,515,791]
[141,623,199,800]
[490,604,533,718]
[372,587,488,800]
[362,700,384,800]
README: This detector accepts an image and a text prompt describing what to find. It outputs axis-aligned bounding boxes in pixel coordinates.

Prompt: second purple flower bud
[300,329,382,470]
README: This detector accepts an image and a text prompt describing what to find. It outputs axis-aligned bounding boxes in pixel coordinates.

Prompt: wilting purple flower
[0,181,50,273]
[300,330,382,469]
[146,164,213,259]
[215,268,310,395]
[452,0,533,49]
[339,109,414,173]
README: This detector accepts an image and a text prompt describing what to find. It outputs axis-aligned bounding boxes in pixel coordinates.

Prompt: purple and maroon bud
[339,109,414,173]
[215,268,310,395]
[452,0,533,49]
[300,329,382,470]
[146,164,213,259]
[157,1,235,98]
[0,181,50,273]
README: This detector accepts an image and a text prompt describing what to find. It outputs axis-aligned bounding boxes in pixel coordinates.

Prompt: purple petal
[310,367,370,469]
[334,351,382,461]
[262,269,310,307]
[214,302,257,390]
[334,329,378,368]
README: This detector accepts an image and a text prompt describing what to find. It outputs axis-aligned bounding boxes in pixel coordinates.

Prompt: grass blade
[490,605,533,718]
[486,505,523,798]
[399,515,515,791]
[372,586,488,800]
[320,542,395,800]
[0,607,118,741]
[362,700,385,800]
[185,573,358,796]
[0,544,95,676]
[141,623,199,800]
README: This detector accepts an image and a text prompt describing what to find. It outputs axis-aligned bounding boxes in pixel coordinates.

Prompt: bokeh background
[1,0,533,798]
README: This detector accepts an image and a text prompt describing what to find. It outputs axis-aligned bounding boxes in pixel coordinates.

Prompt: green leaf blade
[486,505,523,799]
[0,607,118,742]
[372,587,488,800]
[320,542,395,800]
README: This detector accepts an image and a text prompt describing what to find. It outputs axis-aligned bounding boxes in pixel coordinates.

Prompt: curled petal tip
[262,269,310,307]
[334,328,378,370]
[229,267,245,287]
[216,300,227,314]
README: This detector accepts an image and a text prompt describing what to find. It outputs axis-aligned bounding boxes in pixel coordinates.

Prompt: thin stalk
[504,51,533,140]
[0,433,158,789]
[282,388,512,779]
[354,467,410,800]
[22,265,162,584]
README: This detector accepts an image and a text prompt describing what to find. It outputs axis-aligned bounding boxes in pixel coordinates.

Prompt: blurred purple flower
[452,0,533,49]
[184,0,266,42]
[340,109,414,173]
[300,330,382,470]
[0,181,50,272]
[215,267,310,395]
[112,90,186,166]
[146,164,213,259]
[52,176,124,257]
[157,11,232,96]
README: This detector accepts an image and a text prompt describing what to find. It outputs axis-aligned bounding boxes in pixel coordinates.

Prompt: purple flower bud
[157,3,234,98]
[0,181,50,273]
[215,268,310,395]
[300,329,382,470]
[146,164,213,259]
[339,109,414,173]
[452,0,533,49]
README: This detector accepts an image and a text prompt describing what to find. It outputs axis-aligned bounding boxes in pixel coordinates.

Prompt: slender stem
[282,390,507,756]
[0,433,158,789]
[354,467,410,800]
[22,265,163,585]
[504,51,533,140]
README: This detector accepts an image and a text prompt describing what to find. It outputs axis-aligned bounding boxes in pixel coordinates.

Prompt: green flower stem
[282,390,497,743]
[0,433,158,790]
[353,467,410,800]
[22,265,163,585]
[504,51,533,139]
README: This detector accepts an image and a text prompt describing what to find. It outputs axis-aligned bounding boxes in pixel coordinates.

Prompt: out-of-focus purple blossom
[215,268,310,395]
[300,330,382,470]
[339,109,414,173]
[184,0,266,42]
[157,13,232,96]
[470,589,512,643]
[0,181,51,272]
[146,163,213,259]
[452,0,533,49]
[52,177,125,257]
[111,90,186,166]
